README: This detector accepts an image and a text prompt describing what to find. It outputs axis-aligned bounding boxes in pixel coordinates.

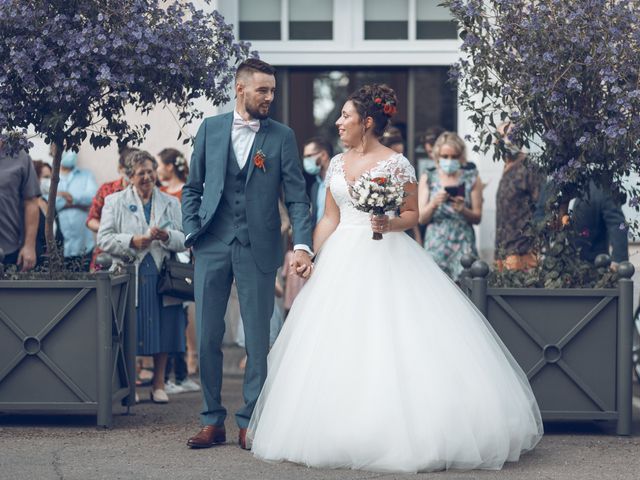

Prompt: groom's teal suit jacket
[182,112,313,272]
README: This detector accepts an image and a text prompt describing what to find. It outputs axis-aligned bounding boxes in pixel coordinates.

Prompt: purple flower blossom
[0,0,250,260]
[442,0,640,235]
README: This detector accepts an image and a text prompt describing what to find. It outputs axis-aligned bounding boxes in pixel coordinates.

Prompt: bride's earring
[360,124,367,154]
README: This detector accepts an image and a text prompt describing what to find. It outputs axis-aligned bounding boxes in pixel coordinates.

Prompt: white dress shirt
[231,110,258,168]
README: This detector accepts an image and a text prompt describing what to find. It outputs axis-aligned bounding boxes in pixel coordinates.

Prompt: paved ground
[1,348,640,480]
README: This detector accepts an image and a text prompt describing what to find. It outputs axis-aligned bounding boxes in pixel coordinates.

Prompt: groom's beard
[245,101,270,120]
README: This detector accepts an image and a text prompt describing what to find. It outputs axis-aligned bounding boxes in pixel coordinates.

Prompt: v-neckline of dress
[339,152,400,185]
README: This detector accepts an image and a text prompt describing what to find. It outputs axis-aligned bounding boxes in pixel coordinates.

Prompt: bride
[247,84,543,473]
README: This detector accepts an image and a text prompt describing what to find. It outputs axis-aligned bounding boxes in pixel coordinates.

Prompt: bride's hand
[291,250,314,279]
[371,214,392,234]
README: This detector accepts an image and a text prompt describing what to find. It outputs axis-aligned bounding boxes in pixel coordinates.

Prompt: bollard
[470,260,490,316]
[123,262,137,410]
[616,261,634,435]
[95,269,113,428]
[459,253,476,293]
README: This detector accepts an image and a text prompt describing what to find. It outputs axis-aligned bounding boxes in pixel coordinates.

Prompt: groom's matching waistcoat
[182,112,313,273]
[206,144,250,246]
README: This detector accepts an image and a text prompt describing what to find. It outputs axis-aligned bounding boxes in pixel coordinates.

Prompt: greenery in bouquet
[0,0,251,273]
[444,0,640,287]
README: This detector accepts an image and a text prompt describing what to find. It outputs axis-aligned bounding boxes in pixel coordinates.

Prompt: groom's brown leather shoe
[238,428,249,450]
[187,425,226,448]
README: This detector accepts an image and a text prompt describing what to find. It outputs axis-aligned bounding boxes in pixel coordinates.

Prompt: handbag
[157,255,195,301]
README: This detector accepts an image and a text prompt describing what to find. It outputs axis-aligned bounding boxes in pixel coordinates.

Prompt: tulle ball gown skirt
[248,225,543,474]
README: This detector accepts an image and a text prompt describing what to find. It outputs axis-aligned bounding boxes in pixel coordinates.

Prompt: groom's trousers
[193,234,275,428]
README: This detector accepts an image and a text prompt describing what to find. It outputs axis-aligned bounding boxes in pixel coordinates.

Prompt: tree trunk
[45,142,64,273]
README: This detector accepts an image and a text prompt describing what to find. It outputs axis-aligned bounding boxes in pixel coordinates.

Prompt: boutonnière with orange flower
[253,149,267,172]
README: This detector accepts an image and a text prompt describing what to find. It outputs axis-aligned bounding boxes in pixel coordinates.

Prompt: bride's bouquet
[350,171,406,240]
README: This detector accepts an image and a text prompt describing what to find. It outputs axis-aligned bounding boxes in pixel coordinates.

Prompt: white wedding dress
[248,153,543,473]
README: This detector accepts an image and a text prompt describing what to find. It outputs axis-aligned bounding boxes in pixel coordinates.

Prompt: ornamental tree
[444,0,640,220]
[0,0,250,269]
[443,0,640,287]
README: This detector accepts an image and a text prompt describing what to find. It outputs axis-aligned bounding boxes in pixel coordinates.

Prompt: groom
[182,58,314,450]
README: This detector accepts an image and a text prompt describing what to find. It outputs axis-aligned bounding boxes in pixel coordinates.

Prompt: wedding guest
[86,147,137,271]
[156,147,200,394]
[418,131,483,281]
[55,150,98,271]
[380,127,404,154]
[32,160,63,266]
[416,126,446,241]
[302,137,333,225]
[422,126,445,163]
[494,122,542,271]
[0,141,40,271]
[535,181,628,267]
[158,148,189,200]
[0,144,39,271]
[98,150,187,404]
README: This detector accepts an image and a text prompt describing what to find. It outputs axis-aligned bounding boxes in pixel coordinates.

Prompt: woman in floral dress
[418,131,483,281]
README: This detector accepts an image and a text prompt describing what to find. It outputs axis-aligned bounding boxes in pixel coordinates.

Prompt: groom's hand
[292,250,313,279]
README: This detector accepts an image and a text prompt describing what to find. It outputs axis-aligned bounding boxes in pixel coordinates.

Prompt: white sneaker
[179,378,201,392]
[164,381,185,395]
[150,388,169,404]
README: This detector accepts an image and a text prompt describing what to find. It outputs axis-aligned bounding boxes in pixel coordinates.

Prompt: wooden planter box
[0,267,136,428]
[461,260,635,435]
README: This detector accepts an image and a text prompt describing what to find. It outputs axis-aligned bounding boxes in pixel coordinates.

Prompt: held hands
[130,235,152,250]
[429,191,448,209]
[58,191,73,207]
[371,214,392,235]
[291,250,313,279]
[130,227,169,250]
[149,226,169,242]
[450,196,465,213]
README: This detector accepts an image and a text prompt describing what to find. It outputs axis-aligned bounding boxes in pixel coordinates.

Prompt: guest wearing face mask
[32,160,64,266]
[302,137,333,225]
[55,150,98,271]
[418,131,483,281]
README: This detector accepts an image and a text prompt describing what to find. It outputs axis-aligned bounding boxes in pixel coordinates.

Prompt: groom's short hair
[236,58,276,83]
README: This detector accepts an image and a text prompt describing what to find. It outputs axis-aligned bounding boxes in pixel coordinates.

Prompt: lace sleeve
[324,154,343,189]
[387,154,417,185]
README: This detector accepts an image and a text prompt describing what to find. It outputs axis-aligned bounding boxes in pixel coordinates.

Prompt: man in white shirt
[182,58,313,451]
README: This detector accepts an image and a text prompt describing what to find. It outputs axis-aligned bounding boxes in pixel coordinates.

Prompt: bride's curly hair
[347,84,398,137]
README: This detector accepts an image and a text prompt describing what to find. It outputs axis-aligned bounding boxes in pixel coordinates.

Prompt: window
[416,0,457,40]
[364,0,409,40]
[289,0,333,40]
[239,0,281,40]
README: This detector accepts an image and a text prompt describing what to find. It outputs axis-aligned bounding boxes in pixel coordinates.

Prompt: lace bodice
[325,153,417,226]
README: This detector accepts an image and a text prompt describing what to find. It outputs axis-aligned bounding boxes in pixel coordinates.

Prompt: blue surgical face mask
[439,158,461,175]
[60,151,77,169]
[303,155,321,176]
[40,177,51,197]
